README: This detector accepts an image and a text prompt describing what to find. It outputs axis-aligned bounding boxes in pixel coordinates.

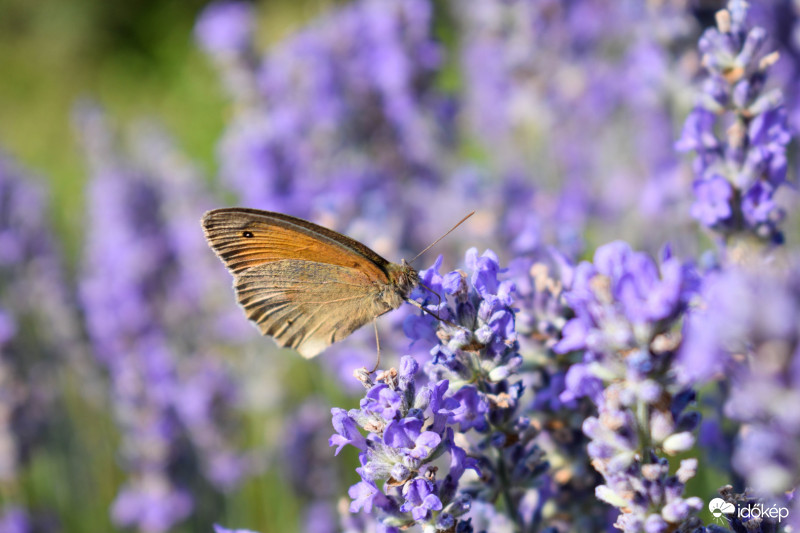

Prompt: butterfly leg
[367,318,382,374]
[418,281,443,314]
[404,297,459,329]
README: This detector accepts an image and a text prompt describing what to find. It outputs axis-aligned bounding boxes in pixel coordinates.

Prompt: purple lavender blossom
[332,250,557,530]
[449,387,488,433]
[677,1,794,246]
[400,478,442,521]
[554,241,695,365]
[691,176,734,226]
[75,106,254,531]
[406,249,520,385]
[195,1,254,57]
[194,1,258,103]
[550,241,704,530]
[679,264,800,530]
[200,0,451,258]
[507,250,625,531]
[77,107,194,531]
[0,154,78,531]
[0,507,33,533]
[282,400,346,533]
[459,1,698,252]
[330,359,476,530]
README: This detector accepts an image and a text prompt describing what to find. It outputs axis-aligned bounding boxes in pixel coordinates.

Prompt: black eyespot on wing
[243,231,254,238]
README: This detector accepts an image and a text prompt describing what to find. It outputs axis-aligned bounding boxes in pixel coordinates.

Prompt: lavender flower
[200,0,451,255]
[75,106,254,531]
[330,358,476,531]
[406,249,520,387]
[195,1,259,103]
[195,1,254,58]
[553,241,704,531]
[679,264,800,530]
[509,251,613,531]
[554,241,695,366]
[676,1,793,246]
[459,0,699,253]
[0,507,33,533]
[283,399,344,533]
[333,250,550,531]
[0,154,77,532]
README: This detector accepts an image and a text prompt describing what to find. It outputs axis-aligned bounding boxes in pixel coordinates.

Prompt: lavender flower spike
[330,358,475,531]
[555,241,703,531]
[680,265,800,530]
[330,247,537,530]
[676,0,793,246]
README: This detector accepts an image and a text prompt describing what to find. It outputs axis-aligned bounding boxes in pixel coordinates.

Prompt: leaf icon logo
[709,498,736,522]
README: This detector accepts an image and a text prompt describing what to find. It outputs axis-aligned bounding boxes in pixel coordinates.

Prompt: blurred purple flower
[75,106,254,531]
[679,263,800,529]
[213,525,261,533]
[549,240,704,531]
[677,1,794,245]
[691,176,734,226]
[554,241,694,360]
[195,1,254,56]
[0,507,32,533]
[203,0,451,258]
[112,485,193,533]
[460,0,698,252]
[0,154,78,530]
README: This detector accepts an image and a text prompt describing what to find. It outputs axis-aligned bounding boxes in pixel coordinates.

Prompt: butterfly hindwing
[234,259,397,358]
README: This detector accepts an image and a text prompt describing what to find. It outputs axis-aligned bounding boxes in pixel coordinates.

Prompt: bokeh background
[1,0,799,532]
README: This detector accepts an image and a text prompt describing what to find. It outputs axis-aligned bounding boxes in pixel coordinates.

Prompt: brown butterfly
[202,208,427,358]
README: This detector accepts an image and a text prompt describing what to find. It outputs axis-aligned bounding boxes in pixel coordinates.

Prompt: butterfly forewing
[202,208,390,278]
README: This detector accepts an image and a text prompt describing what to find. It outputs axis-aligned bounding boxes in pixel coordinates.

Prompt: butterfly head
[388,259,419,298]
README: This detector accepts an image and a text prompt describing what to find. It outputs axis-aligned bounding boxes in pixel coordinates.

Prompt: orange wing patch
[202,208,388,282]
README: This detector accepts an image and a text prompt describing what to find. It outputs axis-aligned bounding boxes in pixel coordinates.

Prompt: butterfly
[201,208,422,358]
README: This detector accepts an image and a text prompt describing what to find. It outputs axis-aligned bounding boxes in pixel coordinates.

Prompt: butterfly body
[202,208,418,358]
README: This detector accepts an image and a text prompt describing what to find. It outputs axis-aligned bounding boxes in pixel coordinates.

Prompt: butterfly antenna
[408,211,475,265]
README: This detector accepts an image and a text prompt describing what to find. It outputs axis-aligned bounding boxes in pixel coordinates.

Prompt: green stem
[495,451,523,532]
[635,398,652,462]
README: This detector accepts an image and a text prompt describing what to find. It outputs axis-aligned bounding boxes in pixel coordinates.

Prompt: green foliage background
[0,0,345,264]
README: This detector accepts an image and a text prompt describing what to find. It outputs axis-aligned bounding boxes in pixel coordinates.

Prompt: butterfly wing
[236,259,397,358]
[202,208,391,277]
[201,208,398,357]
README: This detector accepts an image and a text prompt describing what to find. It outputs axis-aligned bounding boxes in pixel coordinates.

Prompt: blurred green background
[0,0,346,264]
